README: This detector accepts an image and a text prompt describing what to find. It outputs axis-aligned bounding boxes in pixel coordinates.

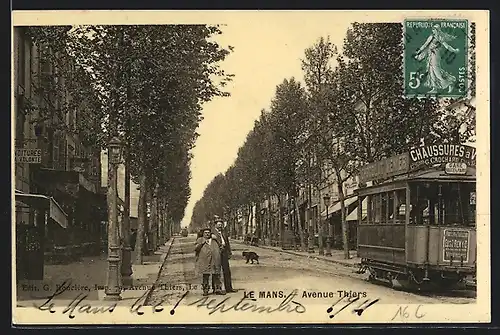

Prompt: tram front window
[409,182,476,226]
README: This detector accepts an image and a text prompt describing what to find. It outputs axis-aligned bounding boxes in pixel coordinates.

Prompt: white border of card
[12,10,490,324]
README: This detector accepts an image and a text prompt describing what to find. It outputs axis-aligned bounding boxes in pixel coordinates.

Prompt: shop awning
[320,196,358,218]
[345,198,368,221]
[15,191,68,228]
[34,168,97,194]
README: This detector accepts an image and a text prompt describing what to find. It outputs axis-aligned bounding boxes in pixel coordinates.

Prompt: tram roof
[356,165,476,194]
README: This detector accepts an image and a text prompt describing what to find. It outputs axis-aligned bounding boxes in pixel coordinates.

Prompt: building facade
[14,27,105,280]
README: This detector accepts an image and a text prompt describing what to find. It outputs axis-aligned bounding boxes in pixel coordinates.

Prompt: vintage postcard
[12,10,490,325]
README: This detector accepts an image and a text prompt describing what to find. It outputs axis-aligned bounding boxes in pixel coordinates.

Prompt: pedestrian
[194,228,224,296]
[212,218,237,293]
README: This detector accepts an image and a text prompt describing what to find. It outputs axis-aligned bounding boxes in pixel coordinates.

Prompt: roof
[355,165,476,194]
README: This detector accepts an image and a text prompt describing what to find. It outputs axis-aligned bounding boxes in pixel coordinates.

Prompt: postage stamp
[404,19,469,98]
[12,10,489,325]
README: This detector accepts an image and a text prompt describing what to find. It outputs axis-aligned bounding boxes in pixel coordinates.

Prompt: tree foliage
[191,22,475,248]
[25,25,233,261]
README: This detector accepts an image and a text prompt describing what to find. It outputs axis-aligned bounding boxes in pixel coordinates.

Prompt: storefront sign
[15,148,42,164]
[409,144,476,170]
[445,162,467,175]
[359,153,409,183]
[443,229,469,263]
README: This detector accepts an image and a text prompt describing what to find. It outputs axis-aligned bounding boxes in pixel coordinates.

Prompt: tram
[356,145,477,290]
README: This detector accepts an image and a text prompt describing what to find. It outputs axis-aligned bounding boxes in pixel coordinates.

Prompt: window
[409,182,475,226]
[366,195,372,224]
[388,191,395,222]
[395,189,406,223]
[381,193,388,223]
[373,194,382,224]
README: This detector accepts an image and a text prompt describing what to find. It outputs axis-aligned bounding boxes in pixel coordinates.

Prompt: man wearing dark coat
[212,218,237,293]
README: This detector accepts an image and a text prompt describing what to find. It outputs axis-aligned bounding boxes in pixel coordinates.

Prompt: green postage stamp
[404,19,469,98]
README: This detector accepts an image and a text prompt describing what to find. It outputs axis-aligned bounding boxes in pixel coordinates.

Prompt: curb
[236,241,360,269]
[144,237,176,304]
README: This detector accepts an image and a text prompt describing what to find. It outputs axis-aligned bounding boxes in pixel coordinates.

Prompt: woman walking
[194,228,224,296]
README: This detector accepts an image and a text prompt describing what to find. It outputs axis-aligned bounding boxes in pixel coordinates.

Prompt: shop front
[320,196,360,250]
[15,191,68,280]
[33,168,105,260]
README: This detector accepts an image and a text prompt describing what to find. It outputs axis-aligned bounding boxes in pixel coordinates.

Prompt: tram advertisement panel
[443,229,470,262]
[409,144,476,170]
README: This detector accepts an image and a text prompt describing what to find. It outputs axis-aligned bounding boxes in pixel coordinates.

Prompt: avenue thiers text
[244,290,367,299]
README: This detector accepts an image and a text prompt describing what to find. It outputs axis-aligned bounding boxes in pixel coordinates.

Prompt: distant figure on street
[212,218,237,293]
[194,228,223,296]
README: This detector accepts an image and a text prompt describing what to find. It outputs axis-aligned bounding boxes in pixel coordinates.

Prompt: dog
[242,251,259,264]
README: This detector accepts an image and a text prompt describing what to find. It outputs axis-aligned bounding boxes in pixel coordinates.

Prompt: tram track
[243,243,477,304]
[146,237,197,306]
[146,236,475,306]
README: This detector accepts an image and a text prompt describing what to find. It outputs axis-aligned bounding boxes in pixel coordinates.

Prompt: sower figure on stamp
[194,228,224,296]
[213,218,237,293]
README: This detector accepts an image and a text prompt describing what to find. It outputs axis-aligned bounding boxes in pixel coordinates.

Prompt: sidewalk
[233,239,361,268]
[16,238,175,307]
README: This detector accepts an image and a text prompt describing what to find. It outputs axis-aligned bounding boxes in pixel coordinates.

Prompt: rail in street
[146,235,476,308]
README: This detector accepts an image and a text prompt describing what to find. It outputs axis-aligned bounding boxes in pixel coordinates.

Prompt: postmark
[404,19,469,98]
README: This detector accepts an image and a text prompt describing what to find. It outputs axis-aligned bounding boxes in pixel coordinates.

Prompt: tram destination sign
[445,162,467,175]
[359,153,410,183]
[409,144,476,170]
[443,229,469,263]
[15,148,41,164]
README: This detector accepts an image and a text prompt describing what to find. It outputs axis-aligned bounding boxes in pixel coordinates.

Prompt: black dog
[242,251,259,264]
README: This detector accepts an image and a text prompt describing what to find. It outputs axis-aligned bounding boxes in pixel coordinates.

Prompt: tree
[302,25,442,259]
[266,78,310,248]
[54,25,233,263]
[301,36,358,259]
[340,23,441,161]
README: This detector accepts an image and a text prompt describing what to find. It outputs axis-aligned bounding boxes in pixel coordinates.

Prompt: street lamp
[323,194,332,256]
[105,136,123,301]
[109,137,123,164]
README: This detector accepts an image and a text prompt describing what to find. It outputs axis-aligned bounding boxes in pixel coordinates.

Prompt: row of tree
[189,23,476,257]
[26,25,233,263]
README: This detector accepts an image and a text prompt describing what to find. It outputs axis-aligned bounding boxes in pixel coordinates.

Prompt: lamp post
[324,194,332,257]
[105,136,123,301]
[120,146,133,287]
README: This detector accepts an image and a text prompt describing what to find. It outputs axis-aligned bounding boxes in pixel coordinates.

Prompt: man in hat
[194,227,224,296]
[212,217,237,293]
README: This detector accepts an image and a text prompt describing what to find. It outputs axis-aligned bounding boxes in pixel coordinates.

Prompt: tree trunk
[157,197,163,245]
[267,195,275,244]
[134,173,147,264]
[143,187,151,255]
[249,203,254,235]
[292,197,302,251]
[277,194,283,247]
[151,185,158,251]
[255,201,261,244]
[335,168,350,259]
[165,205,171,241]
[317,186,324,255]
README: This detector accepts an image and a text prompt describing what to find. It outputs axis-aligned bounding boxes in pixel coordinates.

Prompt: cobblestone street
[146,235,476,309]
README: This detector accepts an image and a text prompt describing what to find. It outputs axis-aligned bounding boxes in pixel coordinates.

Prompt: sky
[181,17,354,228]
